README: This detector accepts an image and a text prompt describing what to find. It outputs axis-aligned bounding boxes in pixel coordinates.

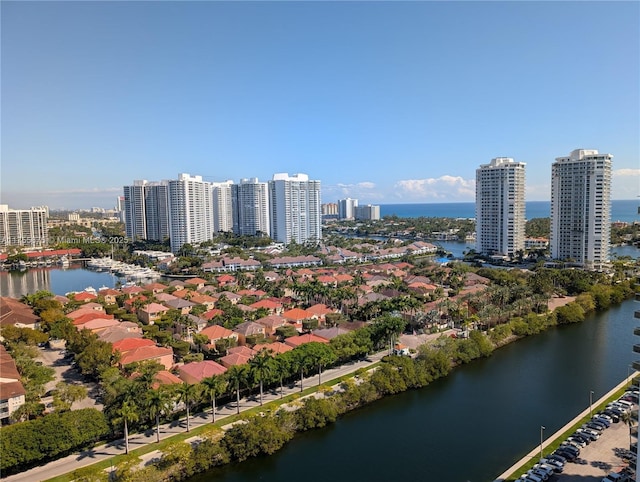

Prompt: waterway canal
[189,298,638,482]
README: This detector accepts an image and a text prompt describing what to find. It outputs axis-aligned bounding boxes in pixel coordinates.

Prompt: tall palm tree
[115,400,139,454]
[175,383,198,432]
[225,365,247,415]
[147,387,172,443]
[249,350,275,406]
[201,375,227,422]
[621,410,636,449]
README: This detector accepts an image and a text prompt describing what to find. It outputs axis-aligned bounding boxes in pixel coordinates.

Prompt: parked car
[592,416,611,428]
[528,468,549,481]
[540,458,564,472]
[553,448,576,461]
[601,410,620,422]
[601,473,626,482]
[546,453,567,465]
[532,463,555,477]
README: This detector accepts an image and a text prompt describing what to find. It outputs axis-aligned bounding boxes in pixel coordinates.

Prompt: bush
[295,397,339,430]
[1,408,109,474]
[221,414,294,462]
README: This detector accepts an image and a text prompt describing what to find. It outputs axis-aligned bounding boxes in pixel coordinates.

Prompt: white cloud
[613,168,640,177]
[393,175,475,201]
[324,181,380,202]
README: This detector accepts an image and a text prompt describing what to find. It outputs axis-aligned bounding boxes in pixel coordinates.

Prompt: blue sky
[2,1,638,209]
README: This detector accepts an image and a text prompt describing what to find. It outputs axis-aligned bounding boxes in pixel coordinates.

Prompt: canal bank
[495,375,635,481]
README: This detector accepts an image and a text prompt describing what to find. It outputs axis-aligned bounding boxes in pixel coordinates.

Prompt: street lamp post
[590,390,594,418]
[540,425,545,462]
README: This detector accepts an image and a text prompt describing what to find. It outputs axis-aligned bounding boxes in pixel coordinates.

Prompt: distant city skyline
[2,1,638,210]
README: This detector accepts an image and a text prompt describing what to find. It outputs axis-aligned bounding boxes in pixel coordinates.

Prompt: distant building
[123,180,170,242]
[269,173,322,245]
[550,149,612,270]
[338,198,358,220]
[232,178,270,237]
[355,204,381,221]
[322,203,339,216]
[0,204,48,248]
[212,180,234,233]
[475,157,526,257]
[168,173,214,253]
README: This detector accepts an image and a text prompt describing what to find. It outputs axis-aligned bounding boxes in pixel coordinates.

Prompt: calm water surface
[190,299,638,482]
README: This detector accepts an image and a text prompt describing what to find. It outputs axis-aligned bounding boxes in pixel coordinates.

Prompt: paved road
[4,351,387,482]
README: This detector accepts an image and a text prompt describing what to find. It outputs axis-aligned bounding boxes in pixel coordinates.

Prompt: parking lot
[556,419,634,481]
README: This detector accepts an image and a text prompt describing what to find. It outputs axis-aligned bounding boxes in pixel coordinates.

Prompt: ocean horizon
[379,199,638,223]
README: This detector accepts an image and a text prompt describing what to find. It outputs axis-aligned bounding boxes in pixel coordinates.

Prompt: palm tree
[115,400,139,454]
[175,382,198,432]
[225,365,247,415]
[147,387,172,443]
[621,411,636,449]
[201,375,227,422]
[248,350,275,406]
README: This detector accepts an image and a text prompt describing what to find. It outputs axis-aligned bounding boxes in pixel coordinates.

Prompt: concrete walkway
[495,375,635,481]
[4,352,387,482]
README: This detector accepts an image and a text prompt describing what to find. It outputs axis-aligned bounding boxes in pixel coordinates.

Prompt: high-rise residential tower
[0,205,48,248]
[212,181,234,233]
[475,157,526,258]
[550,149,612,270]
[269,173,322,245]
[232,178,270,237]
[338,198,358,220]
[168,173,214,253]
[123,180,170,242]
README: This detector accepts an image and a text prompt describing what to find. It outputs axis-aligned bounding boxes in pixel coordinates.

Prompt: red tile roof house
[155,292,179,303]
[123,295,148,313]
[219,351,253,368]
[255,315,289,336]
[178,360,227,384]
[138,303,170,325]
[218,291,242,305]
[98,288,121,305]
[282,308,316,330]
[216,274,236,286]
[119,345,174,370]
[306,304,335,325]
[284,333,330,348]
[200,324,238,350]
[250,299,284,315]
[67,303,105,318]
[255,342,293,355]
[233,321,266,345]
[310,327,352,340]
[187,293,217,310]
[71,291,98,303]
[143,282,168,294]
[112,337,156,354]
[131,369,182,389]
[121,286,146,298]
[184,277,208,290]
[98,323,143,344]
[0,297,40,330]
[76,318,121,333]
[71,312,114,327]
[202,308,224,321]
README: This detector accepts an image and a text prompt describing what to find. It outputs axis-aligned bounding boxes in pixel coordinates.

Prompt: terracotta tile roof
[119,345,174,366]
[178,360,227,383]
[202,308,224,320]
[282,308,313,321]
[200,324,236,341]
[250,299,282,310]
[255,315,288,330]
[255,342,293,355]
[306,304,334,316]
[77,318,120,332]
[112,337,156,353]
[185,277,208,285]
[219,352,252,367]
[140,302,170,314]
[71,312,114,326]
[227,345,256,357]
[153,370,183,387]
[98,288,121,296]
[0,297,39,327]
[284,333,330,347]
[143,282,168,292]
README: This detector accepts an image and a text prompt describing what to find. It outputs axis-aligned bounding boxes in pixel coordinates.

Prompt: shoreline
[494,375,635,481]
